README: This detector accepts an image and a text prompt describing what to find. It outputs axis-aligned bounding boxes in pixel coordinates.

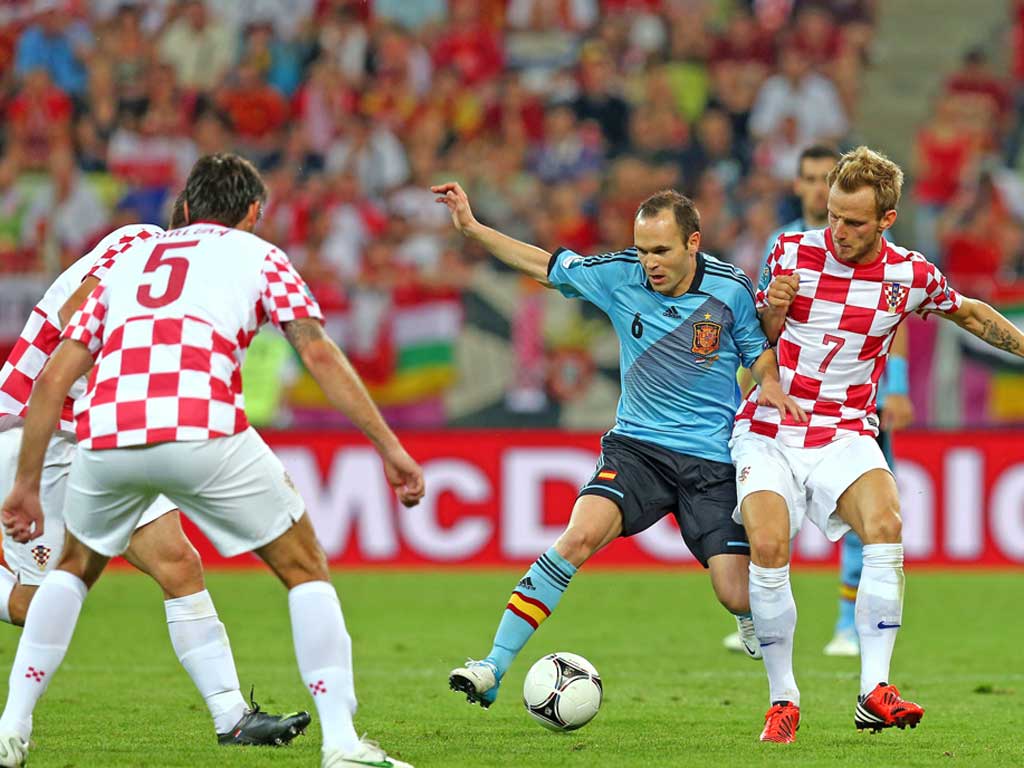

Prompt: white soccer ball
[522,652,603,731]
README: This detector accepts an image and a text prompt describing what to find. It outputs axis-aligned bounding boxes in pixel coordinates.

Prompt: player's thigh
[731,432,803,550]
[153,429,307,560]
[807,436,896,543]
[65,448,159,558]
[675,457,749,568]
[833,466,901,545]
[0,429,72,584]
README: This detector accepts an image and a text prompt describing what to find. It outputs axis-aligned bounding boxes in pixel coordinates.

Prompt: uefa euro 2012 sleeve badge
[691,313,722,356]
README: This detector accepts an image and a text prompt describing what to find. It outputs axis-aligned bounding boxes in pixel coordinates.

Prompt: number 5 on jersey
[137,241,198,308]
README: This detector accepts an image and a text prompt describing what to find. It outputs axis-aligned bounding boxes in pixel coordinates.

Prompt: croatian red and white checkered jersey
[734,228,961,448]
[62,222,322,449]
[0,225,161,434]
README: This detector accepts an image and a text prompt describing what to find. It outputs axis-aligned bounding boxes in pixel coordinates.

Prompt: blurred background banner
[172,429,1024,568]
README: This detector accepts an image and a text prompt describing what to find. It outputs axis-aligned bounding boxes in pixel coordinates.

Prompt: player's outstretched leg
[825,531,862,656]
[126,511,310,745]
[0,538,108,767]
[450,493,622,708]
[257,515,414,768]
[450,545,577,708]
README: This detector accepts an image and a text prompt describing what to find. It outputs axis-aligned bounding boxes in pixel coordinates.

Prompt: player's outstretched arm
[283,318,425,507]
[2,340,93,543]
[749,348,808,422]
[943,297,1024,358]
[757,274,800,344]
[432,181,553,286]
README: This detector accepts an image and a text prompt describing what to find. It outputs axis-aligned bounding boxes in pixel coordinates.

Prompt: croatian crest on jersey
[692,319,722,356]
[882,281,910,313]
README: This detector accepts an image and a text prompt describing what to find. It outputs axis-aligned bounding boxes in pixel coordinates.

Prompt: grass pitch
[0,569,1020,767]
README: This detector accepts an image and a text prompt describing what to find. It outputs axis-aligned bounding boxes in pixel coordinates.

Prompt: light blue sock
[837,531,864,632]
[485,547,577,678]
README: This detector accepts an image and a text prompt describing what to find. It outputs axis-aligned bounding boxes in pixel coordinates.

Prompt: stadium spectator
[14,1,91,98]
[749,44,848,147]
[158,0,237,92]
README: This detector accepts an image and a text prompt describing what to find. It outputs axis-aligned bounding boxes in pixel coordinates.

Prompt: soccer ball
[522,652,603,731]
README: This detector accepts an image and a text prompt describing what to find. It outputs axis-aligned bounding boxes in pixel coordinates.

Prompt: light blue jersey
[760,220,904,408]
[548,247,770,463]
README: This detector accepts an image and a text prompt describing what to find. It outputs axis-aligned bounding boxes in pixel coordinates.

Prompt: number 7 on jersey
[819,333,846,372]
[137,241,198,308]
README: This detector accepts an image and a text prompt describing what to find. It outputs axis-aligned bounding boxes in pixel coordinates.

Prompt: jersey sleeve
[917,261,962,314]
[85,226,159,283]
[755,235,796,308]
[260,249,324,329]
[730,277,771,368]
[61,283,108,356]
[546,247,638,312]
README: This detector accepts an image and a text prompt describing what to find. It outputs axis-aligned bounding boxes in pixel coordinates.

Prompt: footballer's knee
[554,525,601,567]
[257,514,330,588]
[149,539,205,599]
[7,584,37,626]
[55,537,107,589]
[748,533,789,569]
[715,582,749,615]
[861,506,902,544]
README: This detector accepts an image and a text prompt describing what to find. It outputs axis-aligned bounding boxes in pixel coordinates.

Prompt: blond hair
[826,146,904,217]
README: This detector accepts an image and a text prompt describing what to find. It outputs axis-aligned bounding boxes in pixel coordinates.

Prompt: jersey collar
[644,250,706,296]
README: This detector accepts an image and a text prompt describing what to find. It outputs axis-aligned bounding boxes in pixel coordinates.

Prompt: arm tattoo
[980,319,1022,354]
[283,318,324,351]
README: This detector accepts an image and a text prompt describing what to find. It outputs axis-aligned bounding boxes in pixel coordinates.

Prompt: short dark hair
[168,192,186,229]
[797,144,840,174]
[180,153,267,227]
[635,189,701,240]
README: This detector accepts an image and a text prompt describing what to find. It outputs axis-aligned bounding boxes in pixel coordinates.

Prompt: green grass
[0,569,1021,767]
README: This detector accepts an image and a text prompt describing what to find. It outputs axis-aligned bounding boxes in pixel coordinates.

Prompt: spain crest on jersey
[692,320,722,355]
[883,281,910,313]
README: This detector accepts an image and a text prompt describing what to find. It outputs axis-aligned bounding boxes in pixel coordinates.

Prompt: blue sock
[837,531,864,632]
[485,547,577,678]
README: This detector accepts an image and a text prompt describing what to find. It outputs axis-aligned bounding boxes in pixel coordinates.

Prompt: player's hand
[431,181,478,234]
[1,482,44,544]
[381,445,426,508]
[757,380,808,422]
[766,273,800,311]
[880,393,914,431]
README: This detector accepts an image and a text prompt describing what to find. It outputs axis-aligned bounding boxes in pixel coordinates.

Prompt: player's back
[0,224,161,432]
[68,222,319,449]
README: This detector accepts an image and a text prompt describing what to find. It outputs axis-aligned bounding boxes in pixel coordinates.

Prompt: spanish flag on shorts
[597,469,617,481]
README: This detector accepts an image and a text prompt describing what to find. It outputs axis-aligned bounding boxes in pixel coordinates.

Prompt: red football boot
[855,683,924,733]
[760,701,800,743]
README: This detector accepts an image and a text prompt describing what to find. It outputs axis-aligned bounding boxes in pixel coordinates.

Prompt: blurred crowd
[0,0,1021,425]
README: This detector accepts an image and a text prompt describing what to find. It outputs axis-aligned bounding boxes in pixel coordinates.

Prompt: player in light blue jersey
[723,145,915,659]
[431,181,806,708]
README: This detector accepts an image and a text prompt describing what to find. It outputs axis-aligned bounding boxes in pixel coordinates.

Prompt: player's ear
[688,230,701,253]
[879,209,897,233]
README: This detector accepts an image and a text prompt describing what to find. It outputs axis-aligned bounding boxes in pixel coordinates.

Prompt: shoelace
[247,685,263,715]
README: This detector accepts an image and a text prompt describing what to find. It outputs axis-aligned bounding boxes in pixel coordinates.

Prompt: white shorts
[730,431,891,541]
[0,427,174,584]
[65,428,305,558]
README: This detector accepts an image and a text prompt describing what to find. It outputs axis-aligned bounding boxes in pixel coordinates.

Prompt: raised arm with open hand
[432,181,553,285]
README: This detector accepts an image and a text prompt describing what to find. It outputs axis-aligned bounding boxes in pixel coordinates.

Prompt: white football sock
[0,564,16,624]
[165,590,247,733]
[289,581,359,753]
[856,543,905,696]
[0,570,87,738]
[749,563,800,706]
